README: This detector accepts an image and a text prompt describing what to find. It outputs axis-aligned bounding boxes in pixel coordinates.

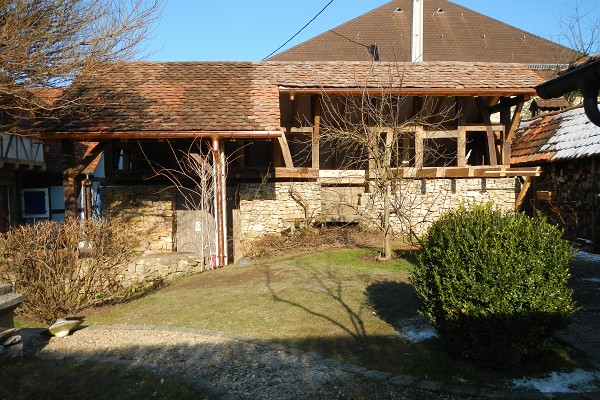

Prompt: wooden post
[312,98,321,170]
[457,97,469,167]
[476,97,498,166]
[61,140,78,219]
[278,129,294,168]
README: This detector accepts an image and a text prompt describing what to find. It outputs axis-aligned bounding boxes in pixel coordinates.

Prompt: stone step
[0,292,24,312]
[0,284,12,296]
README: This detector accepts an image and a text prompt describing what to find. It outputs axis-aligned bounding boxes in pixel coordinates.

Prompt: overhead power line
[262,0,335,61]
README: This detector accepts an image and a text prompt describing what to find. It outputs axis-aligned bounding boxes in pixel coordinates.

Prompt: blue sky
[147,0,597,61]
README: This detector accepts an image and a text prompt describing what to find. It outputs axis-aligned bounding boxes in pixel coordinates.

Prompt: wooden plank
[515,176,533,211]
[475,97,498,166]
[278,129,294,168]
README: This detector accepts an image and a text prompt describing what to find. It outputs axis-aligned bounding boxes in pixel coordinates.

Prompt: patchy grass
[0,356,215,400]
[68,248,589,386]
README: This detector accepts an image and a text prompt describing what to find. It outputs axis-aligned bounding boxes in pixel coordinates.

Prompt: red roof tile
[40,61,542,135]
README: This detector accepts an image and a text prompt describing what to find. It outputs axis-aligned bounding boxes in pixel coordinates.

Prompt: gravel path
[27,325,526,400]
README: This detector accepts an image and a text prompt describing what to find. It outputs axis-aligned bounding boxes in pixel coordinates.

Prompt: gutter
[535,56,600,127]
[31,130,283,140]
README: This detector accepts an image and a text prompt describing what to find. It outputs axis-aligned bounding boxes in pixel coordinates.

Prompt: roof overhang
[280,87,537,97]
[29,130,283,140]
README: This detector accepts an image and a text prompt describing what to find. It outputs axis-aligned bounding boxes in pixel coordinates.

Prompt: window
[22,188,49,219]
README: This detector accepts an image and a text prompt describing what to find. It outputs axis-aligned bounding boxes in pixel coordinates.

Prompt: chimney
[411,0,424,62]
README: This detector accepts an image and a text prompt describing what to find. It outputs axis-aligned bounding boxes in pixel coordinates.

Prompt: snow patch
[580,277,600,284]
[573,251,600,263]
[512,369,600,394]
[396,316,438,342]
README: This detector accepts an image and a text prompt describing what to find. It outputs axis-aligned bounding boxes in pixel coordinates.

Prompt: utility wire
[262,0,335,61]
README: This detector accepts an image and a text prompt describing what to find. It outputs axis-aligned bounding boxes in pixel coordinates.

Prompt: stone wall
[101,185,176,253]
[361,178,517,236]
[236,181,321,240]
[235,178,516,245]
[122,252,209,286]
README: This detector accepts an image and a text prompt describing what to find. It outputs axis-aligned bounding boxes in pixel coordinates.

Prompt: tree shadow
[264,265,367,340]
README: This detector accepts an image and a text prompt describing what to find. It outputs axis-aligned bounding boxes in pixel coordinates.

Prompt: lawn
[72,248,585,386]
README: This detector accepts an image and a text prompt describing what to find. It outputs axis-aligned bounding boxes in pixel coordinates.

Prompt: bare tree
[316,67,455,260]
[556,0,600,59]
[0,0,162,130]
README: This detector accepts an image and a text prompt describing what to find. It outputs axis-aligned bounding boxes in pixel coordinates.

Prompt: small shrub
[0,218,138,323]
[412,205,576,368]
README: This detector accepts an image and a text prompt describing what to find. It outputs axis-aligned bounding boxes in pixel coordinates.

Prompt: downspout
[211,135,226,267]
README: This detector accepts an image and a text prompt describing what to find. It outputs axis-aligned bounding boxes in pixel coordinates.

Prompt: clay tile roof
[269,0,578,69]
[512,106,600,165]
[268,61,542,92]
[46,61,541,135]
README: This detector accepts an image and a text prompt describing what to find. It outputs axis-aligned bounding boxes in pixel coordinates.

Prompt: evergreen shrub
[412,205,576,367]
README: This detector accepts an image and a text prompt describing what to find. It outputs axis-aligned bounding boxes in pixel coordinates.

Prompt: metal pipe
[211,136,225,268]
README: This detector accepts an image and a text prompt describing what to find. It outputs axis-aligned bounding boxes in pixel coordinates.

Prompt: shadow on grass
[264,265,368,340]
[364,281,419,324]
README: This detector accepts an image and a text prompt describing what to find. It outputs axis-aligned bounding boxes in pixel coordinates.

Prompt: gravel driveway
[27,325,520,400]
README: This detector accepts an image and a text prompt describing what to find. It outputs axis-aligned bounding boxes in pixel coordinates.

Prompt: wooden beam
[274,167,318,179]
[506,101,525,143]
[464,124,505,131]
[488,95,526,114]
[278,130,294,168]
[387,165,541,179]
[515,176,533,211]
[500,98,512,165]
[423,130,459,139]
[279,87,537,97]
[476,97,498,166]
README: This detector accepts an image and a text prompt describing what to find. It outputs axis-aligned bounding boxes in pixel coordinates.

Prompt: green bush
[412,205,576,368]
[0,218,138,323]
